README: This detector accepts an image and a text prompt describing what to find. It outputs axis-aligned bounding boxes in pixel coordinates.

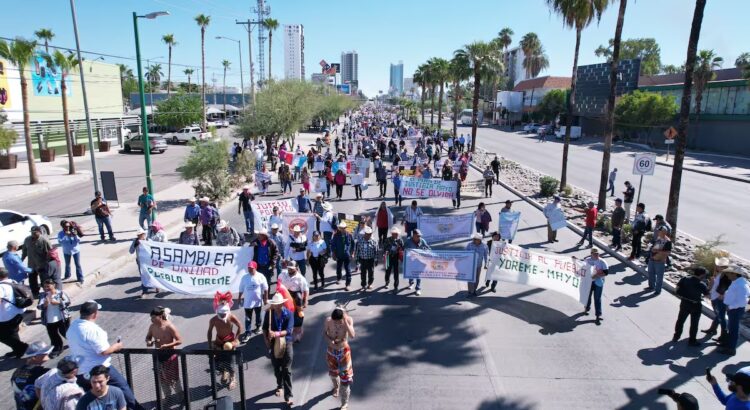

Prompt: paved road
[2,153,744,409]
[462,124,750,260]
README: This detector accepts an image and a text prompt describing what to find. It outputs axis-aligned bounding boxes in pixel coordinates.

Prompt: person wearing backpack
[0,267,29,358]
[629,203,651,261]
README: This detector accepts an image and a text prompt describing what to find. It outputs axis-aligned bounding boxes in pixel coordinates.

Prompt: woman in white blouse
[307,231,328,290]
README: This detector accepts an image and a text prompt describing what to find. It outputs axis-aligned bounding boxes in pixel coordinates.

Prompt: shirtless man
[323,307,356,410]
[145,306,183,399]
[207,295,242,389]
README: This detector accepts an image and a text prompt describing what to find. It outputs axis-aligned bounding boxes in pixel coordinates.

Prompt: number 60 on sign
[632,153,656,176]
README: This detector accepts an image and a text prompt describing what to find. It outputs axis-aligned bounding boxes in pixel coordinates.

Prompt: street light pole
[133,10,169,197]
[69,0,99,194]
[216,36,245,108]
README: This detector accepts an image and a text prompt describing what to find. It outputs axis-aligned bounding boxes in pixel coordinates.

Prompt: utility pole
[236,19,257,105]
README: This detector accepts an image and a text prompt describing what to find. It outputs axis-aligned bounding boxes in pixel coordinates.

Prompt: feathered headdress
[213,291,234,311]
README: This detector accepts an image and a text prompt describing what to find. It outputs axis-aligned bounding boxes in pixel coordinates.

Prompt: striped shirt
[402,206,423,224]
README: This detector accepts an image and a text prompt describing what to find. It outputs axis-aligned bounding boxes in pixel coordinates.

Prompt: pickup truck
[163,126,212,144]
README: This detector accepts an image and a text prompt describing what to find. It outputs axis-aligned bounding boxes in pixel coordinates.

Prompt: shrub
[693,236,730,272]
[0,114,18,154]
[562,184,573,197]
[178,139,233,204]
[596,214,611,231]
[622,223,633,241]
[232,150,256,184]
[208,125,218,138]
[539,176,559,197]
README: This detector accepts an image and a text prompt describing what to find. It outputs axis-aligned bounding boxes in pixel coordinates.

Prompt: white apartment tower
[283,24,305,80]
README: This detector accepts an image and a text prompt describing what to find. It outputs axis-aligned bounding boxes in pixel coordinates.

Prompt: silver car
[123,135,168,154]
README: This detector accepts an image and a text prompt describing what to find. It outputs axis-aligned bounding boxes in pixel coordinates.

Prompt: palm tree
[454,41,503,152]
[48,51,78,174]
[0,38,39,184]
[546,0,610,191]
[497,27,514,54]
[519,33,542,79]
[449,54,472,136]
[221,59,231,114]
[666,0,707,238]
[145,64,163,89]
[184,68,194,92]
[34,29,54,54]
[693,50,723,125]
[162,34,177,96]
[661,64,684,74]
[263,18,279,81]
[423,62,436,126]
[429,58,450,129]
[735,52,750,68]
[195,14,211,131]
[413,66,427,124]
[597,0,628,210]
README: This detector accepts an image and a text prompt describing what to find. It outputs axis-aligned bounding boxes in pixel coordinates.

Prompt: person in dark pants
[672,267,709,346]
[37,279,71,357]
[717,265,750,356]
[490,156,501,185]
[0,268,29,358]
[383,227,404,290]
[703,257,731,341]
[485,232,501,291]
[252,229,279,286]
[331,223,355,291]
[354,227,378,291]
[582,248,608,323]
[452,173,462,209]
[376,166,388,198]
[22,226,51,297]
[629,203,650,260]
[263,293,295,406]
[483,166,495,197]
[610,198,625,251]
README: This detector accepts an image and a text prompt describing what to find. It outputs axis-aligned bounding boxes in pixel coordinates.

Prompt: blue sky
[3,0,748,97]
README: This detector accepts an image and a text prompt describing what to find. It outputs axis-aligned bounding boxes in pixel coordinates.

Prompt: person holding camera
[57,220,83,284]
[90,191,115,242]
[708,367,750,409]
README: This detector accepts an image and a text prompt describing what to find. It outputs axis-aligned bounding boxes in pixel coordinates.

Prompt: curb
[464,158,750,340]
[655,160,750,184]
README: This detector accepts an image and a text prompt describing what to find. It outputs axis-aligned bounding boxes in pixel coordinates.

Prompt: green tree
[454,41,503,152]
[34,28,54,54]
[178,139,232,202]
[195,14,211,131]
[429,57,450,128]
[661,64,684,75]
[263,18,279,81]
[162,34,177,96]
[734,52,750,68]
[449,53,472,136]
[155,94,203,130]
[0,114,19,154]
[693,50,723,125]
[0,38,39,183]
[595,38,662,76]
[667,0,707,241]
[497,27,514,53]
[48,51,79,174]
[145,64,163,89]
[221,59,231,113]
[614,90,678,140]
[413,66,427,124]
[118,64,138,101]
[546,0,610,191]
[537,89,568,122]
[183,68,195,93]
[519,33,543,78]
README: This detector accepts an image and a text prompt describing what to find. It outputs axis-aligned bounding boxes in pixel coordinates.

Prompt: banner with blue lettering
[137,241,253,295]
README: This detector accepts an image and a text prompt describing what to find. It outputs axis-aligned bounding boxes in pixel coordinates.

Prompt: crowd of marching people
[1,103,749,410]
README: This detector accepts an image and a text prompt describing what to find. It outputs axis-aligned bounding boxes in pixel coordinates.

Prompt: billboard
[330,63,340,73]
[31,54,72,97]
[338,83,351,95]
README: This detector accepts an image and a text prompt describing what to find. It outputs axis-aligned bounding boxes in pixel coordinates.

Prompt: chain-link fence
[111,348,246,410]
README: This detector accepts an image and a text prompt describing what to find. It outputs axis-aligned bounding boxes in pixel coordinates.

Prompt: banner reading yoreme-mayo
[251,199,298,230]
[137,241,253,296]
[281,213,316,242]
[403,249,478,282]
[485,242,593,305]
[417,213,475,243]
[399,177,457,199]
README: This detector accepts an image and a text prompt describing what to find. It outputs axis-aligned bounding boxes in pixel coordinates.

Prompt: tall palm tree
[546,0,610,191]
[145,64,163,89]
[221,59,231,114]
[666,0,707,238]
[423,62,436,126]
[48,51,78,174]
[413,66,427,124]
[183,68,194,92]
[597,0,628,210]
[449,54,472,136]
[693,50,723,125]
[34,29,54,54]
[526,46,550,78]
[0,38,39,184]
[429,58,450,129]
[162,34,177,96]
[454,41,503,152]
[263,18,279,81]
[497,27,514,54]
[195,14,211,131]
[519,33,542,79]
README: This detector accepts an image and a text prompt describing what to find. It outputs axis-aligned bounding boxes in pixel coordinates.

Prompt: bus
[459,109,482,125]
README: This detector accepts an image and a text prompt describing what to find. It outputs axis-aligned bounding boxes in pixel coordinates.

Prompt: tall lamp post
[216,36,245,108]
[133,10,169,197]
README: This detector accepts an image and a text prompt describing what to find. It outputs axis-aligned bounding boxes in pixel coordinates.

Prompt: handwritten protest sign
[351,174,364,186]
[251,199,297,230]
[547,207,567,231]
[399,176,456,199]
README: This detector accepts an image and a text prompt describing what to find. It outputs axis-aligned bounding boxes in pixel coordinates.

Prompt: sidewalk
[0,149,120,204]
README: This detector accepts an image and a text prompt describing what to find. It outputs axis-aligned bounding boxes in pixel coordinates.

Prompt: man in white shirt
[278,261,309,342]
[543,195,562,243]
[285,226,309,277]
[238,261,269,343]
[66,300,138,408]
[0,267,28,358]
[318,202,336,251]
[401,200,424,237]
[718,265,750,356]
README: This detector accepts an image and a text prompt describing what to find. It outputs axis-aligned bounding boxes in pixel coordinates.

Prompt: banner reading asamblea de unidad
[417,213,475,243]
[137,241,253,295]
[486,242,593,305]
[399,177,457,199]
[251,199,298,230]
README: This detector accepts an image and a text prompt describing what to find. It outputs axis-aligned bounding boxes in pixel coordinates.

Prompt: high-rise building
[283,24,305,80]
[502,46,531,87]
[403,77,418,100]
[341,51,358,84]
[389,61,404,95]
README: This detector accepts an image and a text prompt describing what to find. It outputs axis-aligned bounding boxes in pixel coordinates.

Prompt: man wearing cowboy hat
[263,293,295,406]
[404,229,431,296]
[253,229,279,285]
[238,185,256,233]
[278,261,309,343]
[672,266,709,346]
[183,197,200,226]
[11,341,52,409]
[129,228,157,296]
[383,227,404,290]
[178,222,199,246]
[704,257,732,339]
[581,248,608,323]
[354,226,378,291]
[465,233,489,297]
[215,220,241,247]
[331,222,355,290]
[318,202,336,250]
[718,265,750,356]
[285,226,309,277]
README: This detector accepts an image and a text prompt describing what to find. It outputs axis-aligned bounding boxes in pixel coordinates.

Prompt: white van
[555,126,582,140]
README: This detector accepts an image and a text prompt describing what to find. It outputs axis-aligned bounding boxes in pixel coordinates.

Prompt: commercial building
[283,24,305,80]
[341,51,358,85]
[503,47,529,87]
[513,76,572,112]
[403,77,418,100]
[389,61,403,95]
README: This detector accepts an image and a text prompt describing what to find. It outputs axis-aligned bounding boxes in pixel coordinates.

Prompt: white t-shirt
[66,319,111,374]
[239,273,268,309]
[278,271,309,293]
[320,211,334,233]
[0,281,24,321]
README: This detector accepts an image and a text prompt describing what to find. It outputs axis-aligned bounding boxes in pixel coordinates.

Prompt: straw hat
[268,293,288,305]
[715,257,731,267]
[723,265,748,277]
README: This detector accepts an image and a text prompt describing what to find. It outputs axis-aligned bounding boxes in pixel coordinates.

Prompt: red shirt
[376,208,389,228]
[585,207,598,227]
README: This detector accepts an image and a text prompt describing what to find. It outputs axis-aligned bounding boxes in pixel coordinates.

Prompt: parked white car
[523,123,541,133]
[0,210,53,256]
[163,126,212,144]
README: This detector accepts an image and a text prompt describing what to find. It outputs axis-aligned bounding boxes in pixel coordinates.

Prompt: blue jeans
[281,180,292,193]
[405,222,417,237]
[711,299,727,332]
[63,253,84,282]
[580,226,593,245]
[607,180,615,196]
[475,222,486,237]
[409,278,422,291]
[586,283,603,316]
[323,232,333,253]
[95,216,114,239]
[336,256,352,285]
[243,210,254,233]
[648,260,666,294]
[728,307,744,350]
[295,259,307,277]
[138,212,152,230]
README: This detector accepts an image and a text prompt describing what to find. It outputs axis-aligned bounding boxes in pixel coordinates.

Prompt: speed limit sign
[633,153,657,176]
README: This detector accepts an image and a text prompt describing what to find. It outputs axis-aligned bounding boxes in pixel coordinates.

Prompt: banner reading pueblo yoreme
[485,242,593,305]
[403,249,478,282]
[398,177,457,199]
[137,241,253,295]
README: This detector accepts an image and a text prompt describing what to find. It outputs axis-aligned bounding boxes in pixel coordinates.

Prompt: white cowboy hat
[715,257,731,267]
[183,222,195,228]
[258,228,269,236]
[364,226,373,234]
[292,225,302,233]
[390,227,400,234]
[268,293,288,306]
[136,228,147,235]
[471,233,482,240]
[322,202,333,211]
[199,196,210,202]
[723,265,748,277]
[270,223,279,230]
[338,222,348,229]
[315,192,323,198]
[188,197,197,202]
[242,185,251,190]
[217,220,228,229]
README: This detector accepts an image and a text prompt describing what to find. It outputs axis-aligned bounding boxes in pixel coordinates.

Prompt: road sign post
[664,127,677,162]
[632,152,656,206]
